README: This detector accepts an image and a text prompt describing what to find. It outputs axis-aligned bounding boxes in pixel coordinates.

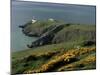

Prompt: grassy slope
[22,20,64,36]
[52,24,95,43]
[12,23,96,74]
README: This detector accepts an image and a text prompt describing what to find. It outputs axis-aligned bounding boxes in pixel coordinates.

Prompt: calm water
[11,1,96,52]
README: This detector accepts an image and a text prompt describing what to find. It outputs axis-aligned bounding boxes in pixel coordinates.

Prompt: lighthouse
[32,16,37,23]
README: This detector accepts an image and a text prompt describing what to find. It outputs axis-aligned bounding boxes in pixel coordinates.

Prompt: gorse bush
[58,54,96,71]
[13,22,96,74]
[23,47,96,73]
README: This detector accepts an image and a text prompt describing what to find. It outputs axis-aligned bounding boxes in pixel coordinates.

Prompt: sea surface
[11,1,96,52]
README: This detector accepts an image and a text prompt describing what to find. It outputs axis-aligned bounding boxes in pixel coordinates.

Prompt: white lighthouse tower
[32,16,37,23]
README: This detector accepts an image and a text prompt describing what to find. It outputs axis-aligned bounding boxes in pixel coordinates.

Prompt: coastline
[12,20,96,74]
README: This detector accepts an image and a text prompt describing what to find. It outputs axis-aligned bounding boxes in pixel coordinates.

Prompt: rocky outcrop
[19,20,58,37]
[19,20,95,48]
[27,23,68,48]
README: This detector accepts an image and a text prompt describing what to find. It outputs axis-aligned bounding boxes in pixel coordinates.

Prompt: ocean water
[11,1,96,52]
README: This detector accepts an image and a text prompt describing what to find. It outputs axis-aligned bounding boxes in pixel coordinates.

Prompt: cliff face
[19,20,95,48]
[12,20,96,74]
[19,20,62,37]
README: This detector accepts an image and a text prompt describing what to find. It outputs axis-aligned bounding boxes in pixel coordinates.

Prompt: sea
[11,1,96,52]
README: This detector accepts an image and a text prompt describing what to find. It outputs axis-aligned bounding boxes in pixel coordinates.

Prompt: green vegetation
[22,20,64,36]
[52,24,95,43]
[12,20,96,74]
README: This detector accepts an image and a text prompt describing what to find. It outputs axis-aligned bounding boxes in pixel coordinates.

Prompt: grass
[22,20,65,36]
[16,47,96,74]
[12,41,83,60]
[12,43,96,74]
[12,22,96,74]
[52,24,95,43]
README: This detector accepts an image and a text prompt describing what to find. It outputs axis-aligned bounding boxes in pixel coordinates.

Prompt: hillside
[19,19,64,37]
[12,20,96,74]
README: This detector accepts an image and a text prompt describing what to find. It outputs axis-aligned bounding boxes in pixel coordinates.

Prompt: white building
[32,16,37,23]
[48,18,54,21]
